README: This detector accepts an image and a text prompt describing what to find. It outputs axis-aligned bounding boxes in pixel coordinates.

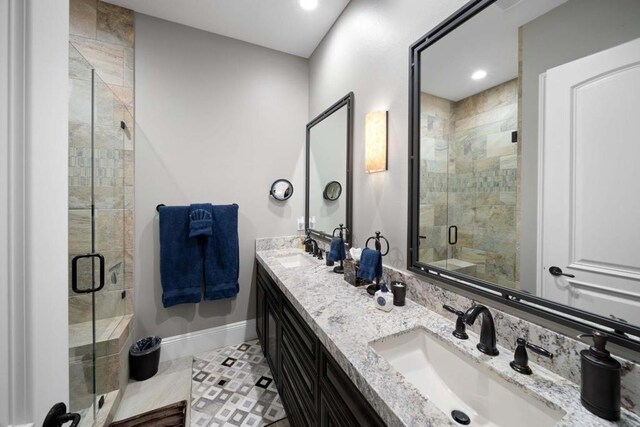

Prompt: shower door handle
[71,253,105,294]
[448,226,458,245]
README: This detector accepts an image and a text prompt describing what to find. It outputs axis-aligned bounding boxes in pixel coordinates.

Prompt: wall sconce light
[365,111,388,173]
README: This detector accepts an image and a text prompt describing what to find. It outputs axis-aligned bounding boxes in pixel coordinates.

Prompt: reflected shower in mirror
[306,93,353,243]
[411,0,640,333]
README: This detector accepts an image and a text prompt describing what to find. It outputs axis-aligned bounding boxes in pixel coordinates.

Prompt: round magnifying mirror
[323,181,342,201]
[270,179,294,201]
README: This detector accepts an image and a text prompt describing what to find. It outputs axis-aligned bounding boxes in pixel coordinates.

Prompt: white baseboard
[159,319,257,362]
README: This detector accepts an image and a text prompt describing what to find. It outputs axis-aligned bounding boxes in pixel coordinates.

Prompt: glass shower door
[417,93,451,268]
[445,81,519,287]
[68,42,127,423]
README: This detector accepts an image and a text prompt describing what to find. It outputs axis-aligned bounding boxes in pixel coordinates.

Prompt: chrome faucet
[462,304,499,356]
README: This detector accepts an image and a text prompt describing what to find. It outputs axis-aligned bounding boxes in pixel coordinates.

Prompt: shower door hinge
[121,290,126,299]
[98,395,105,409]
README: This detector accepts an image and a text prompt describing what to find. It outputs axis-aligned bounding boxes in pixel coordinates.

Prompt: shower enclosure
[68,43,130,422]
[418,79,520,289]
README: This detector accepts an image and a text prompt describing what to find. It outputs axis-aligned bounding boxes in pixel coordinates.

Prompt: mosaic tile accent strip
[191,340,287,427]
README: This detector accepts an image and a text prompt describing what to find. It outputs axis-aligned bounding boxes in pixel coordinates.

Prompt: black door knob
[549,266,575,278]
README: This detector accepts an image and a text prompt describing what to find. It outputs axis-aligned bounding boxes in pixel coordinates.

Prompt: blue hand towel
[328,237,345,262]
[204,204,240,301]
[189,203,213,238]
[357,248,383,283]
[159,206,203,307]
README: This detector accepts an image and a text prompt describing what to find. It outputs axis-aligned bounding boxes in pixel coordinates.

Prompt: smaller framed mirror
[270,179,293,201]
[306,92,354,244]
[323,181,342,201]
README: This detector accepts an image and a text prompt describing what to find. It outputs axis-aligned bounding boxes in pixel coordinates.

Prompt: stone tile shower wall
[68,0,135,412]
[69,0,135,325]
[450,79,519,287]
[418,92,454,264]
[420,79,519,288]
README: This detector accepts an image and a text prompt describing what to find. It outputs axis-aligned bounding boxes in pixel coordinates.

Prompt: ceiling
[421,0,567,101]
[103,0,350,58]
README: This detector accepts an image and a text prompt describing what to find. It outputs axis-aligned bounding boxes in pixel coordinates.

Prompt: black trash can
[129,336,162,381]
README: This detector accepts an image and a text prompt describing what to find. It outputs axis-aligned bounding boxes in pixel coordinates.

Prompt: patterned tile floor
[190,340,287,427]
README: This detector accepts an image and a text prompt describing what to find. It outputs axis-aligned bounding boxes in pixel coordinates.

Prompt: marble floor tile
[191,340,286,427]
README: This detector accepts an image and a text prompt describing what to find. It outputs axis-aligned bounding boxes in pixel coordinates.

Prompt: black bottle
[578,331,621,421]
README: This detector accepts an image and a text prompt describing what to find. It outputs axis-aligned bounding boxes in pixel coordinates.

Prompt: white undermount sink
[370,328,565,427]
[275,253,316,269]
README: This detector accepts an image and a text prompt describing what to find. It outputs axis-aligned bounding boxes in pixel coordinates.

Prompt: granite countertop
[256,247,640,427]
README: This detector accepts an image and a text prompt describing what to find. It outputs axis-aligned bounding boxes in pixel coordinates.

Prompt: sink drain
[451,410,471,425]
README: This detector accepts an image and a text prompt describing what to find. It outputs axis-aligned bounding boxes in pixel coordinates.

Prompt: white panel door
[541,37,640,325]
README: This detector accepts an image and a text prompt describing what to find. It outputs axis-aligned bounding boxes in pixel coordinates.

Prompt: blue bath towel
[159,206,203,307]
[189,203,213,238]
[328,236,345,262]
[357,248,382,283]
[204,204,239,301]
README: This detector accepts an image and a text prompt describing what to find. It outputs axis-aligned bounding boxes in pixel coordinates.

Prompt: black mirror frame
[407,0,640,352]
[305,92,354,246]
[270,179,294,201]
[323,181,342,201]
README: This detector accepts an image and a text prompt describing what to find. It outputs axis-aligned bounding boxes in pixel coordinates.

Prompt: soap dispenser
[577,331,621,421]
[374,282,394,312]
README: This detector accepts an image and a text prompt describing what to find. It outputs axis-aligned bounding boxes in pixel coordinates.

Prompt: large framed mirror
[306,93,354,244]
[408,0,640,351]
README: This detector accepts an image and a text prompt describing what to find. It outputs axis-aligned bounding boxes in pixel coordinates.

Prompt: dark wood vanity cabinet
[319,348,386,427]
[256,273,265,344]
[256,263,385,427]
[257,266,281,378]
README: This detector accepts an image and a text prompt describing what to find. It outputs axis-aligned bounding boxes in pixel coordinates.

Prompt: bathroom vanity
[256,257,384,426]
[255,241,640,426]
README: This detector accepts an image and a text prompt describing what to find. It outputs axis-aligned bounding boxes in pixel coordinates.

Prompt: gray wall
[309,0,467,268]
[134,14,308,338]
[519,0,640,293]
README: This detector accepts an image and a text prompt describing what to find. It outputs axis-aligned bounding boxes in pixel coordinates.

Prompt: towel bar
[365,231,389,256]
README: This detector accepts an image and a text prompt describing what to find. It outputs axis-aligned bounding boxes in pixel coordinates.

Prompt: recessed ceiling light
[299,0,318,11]
[472,70,487,80]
